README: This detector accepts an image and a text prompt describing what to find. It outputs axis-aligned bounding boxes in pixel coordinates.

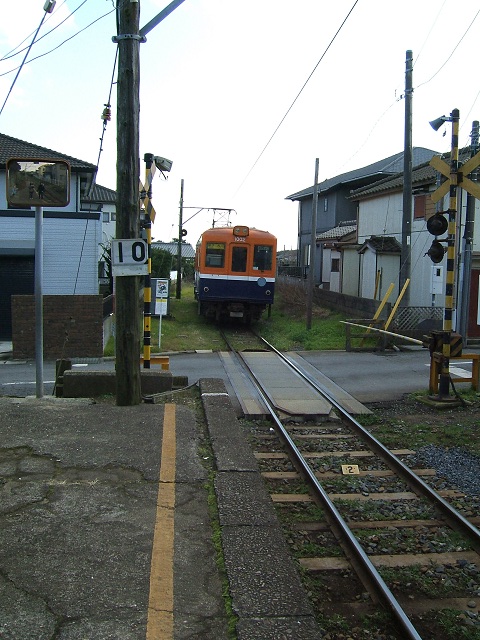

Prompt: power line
[0,4,116,79]
[0,0,90,61]
[415,7,480,91]
[88,47,119,196]
[233,0,360,196]
[0,10,50,117]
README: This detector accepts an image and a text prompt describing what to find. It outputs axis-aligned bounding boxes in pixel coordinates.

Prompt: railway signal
[425,212,448,263]
[427,109,480,401]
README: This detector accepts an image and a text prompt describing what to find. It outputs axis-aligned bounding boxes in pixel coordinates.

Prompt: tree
[99,241,113,295]
[150,247,173,278]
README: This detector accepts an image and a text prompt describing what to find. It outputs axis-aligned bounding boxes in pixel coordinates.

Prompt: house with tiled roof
[0,132,111,344]
[315,221,358,294]
[285,148,438,286]
[151,241,195,260]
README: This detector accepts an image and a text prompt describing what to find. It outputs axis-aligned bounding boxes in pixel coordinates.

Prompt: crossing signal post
[427,109,460,400]
[427,109,480,401]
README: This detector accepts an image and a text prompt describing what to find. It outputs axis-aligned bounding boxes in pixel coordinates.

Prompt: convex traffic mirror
[6,158,71,207]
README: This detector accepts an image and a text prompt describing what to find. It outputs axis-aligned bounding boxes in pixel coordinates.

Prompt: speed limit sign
[112,239,149,276]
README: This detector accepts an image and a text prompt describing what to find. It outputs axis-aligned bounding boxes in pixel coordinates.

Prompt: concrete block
[63,370,174,398]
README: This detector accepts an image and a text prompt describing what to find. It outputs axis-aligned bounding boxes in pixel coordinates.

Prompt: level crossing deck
[220,351,371,418]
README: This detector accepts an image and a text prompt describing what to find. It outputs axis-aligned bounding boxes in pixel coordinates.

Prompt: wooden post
[306,158,319,330]
[115,0,142,405]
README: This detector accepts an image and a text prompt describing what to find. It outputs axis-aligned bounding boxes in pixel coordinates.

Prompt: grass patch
[104,279,350,355]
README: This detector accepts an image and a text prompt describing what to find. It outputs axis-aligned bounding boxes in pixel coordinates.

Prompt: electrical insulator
[101,105,111,122]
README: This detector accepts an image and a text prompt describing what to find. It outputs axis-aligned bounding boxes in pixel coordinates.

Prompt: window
[102,212,110,223]
[302,243,311,266]
[331,258,340,272]
[205,242,225,267]
[253,245,272,271]
[414,194,434,220]
[232,246,247,272]
[324,197,328,212]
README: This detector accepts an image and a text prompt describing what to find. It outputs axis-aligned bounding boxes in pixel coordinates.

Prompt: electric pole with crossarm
[113,0,186,405]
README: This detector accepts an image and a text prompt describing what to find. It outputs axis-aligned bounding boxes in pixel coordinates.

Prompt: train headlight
[203,286,209,292]
[257,277,266,287]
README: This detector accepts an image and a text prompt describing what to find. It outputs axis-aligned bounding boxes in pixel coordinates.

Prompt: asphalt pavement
[1,345,477,402]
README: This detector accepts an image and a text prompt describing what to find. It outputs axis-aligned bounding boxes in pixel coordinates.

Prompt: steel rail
[234,349,423,640]
[257,335,480,554]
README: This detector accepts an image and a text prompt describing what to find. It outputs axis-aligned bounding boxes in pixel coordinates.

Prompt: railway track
[220,327,480,639]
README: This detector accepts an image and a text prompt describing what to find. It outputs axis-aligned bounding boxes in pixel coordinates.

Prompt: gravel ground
[411,445,480,496]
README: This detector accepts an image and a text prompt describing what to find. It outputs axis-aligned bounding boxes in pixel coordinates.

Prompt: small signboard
[153,278,169,316]
[341,464,360,475]
[111,239,148,276]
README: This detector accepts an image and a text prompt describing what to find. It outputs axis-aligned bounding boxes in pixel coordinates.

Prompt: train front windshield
[205,242,225,267]
[253,245,273,271]
[232,246,247,272]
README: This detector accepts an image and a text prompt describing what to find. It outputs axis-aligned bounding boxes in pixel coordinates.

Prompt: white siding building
[0,133,100,339]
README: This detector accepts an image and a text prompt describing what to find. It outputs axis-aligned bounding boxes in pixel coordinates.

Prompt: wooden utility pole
[306,158,319,330]
[401,50,413,305]
[115,0,142,405]
[176,179,184,299]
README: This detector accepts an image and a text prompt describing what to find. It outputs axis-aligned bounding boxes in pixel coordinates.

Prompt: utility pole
[113,0,185,404]
[306,158,319,330]
[400,49,413,304]
[114,0,142,406]
[459,120,479,342]
[176,179,184,299]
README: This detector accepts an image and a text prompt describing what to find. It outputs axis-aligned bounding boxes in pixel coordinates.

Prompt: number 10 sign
[112,239,149,276]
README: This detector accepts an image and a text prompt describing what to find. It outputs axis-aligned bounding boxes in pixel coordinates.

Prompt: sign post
[153,278,169,348]
[6,158,70,399]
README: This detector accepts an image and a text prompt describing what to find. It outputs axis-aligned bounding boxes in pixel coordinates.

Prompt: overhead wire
[415,7,480,92]
[0,0,70,61]
[0,0,88,62]
[89,46,119,195]
[333,2,479,187]
[233,0,360,196]
[0,3,116,79]
[0,11,115,79]
[0,10,50,117]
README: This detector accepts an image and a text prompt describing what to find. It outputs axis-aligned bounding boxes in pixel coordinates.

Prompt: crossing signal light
[427,212,448,236]
[427,239,445,263]
[181,229,187,236]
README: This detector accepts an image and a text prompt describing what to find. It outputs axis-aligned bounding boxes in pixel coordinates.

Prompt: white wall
[0,214,101,294]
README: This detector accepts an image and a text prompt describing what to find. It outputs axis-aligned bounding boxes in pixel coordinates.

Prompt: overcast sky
[1,0,480,249]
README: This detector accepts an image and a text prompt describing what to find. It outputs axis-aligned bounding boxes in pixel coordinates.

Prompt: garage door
[0,256,35,339]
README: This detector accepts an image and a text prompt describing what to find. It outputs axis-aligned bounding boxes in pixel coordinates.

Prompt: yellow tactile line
[146,403,176,639]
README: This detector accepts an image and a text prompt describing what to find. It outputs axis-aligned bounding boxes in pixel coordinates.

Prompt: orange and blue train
[194,225,277,322]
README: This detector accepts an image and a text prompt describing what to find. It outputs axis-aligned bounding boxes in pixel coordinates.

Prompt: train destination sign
[6,158,71,208]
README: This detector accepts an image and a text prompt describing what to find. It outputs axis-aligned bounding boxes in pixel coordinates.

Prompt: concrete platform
[0,379,324,639]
